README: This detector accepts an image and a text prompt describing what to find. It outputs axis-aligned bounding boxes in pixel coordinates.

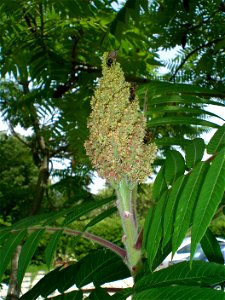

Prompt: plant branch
[39,2,44,39]
[24,226,127,260]
[170,36,225,81]
[7,122,30,147]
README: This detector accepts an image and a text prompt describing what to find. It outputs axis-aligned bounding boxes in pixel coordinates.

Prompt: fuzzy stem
[115,179,141,272]
[11,227,126,260]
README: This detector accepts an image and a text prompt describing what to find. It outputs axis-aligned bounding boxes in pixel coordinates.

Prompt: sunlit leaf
[162,175,186,248]
[164,150,186,184]
[135,261,225,291]
[152,166,167,200]
[173,162,209,254]
[185,138,205,168]
[145,191,168,270]
[207,124,225,154]
[191,149,225,261]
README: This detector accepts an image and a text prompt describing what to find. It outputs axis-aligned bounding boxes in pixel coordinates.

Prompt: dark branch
[23,8,37,35]
[8,122,30,147]
[170,36,225,81]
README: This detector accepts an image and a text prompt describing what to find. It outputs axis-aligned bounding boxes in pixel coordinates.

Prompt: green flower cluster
[85,53,157,185]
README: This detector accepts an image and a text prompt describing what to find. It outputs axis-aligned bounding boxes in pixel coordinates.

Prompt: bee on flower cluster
[143,129,154,144]
[106,51,137,103]
[106,50,118,67]
[129,82,137,102]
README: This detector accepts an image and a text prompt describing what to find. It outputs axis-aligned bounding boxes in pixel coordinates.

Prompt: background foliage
[0,0,225,299]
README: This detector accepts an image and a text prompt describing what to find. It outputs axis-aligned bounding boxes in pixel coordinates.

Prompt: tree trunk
[5,84,50,299]
[30,153,49,215]
[6,155,49,299]
[6,245,22,300]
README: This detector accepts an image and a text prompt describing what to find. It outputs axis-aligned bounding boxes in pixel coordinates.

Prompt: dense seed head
[85,53,157,185]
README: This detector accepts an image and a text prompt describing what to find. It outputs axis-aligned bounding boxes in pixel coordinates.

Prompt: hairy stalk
[116,180,141,271]
[10,227,126,260]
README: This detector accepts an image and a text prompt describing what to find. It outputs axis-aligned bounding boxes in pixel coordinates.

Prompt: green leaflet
[142,204,156,250]
[89,287,112,300]
[74,249,130,288]
[148,106,225,122]
[46,290,83,300]
[12,212,58,229]
[20,266,63,300]
[207,124,225,154]
[162,175,187,248]
[152,166,167,201]
[17,229,45,285]
[145,191,169,270]
[63,197,115,225]
[200,228,224,264]
[164,150,186,184]
[139,81,225,99]
[185,138,205,168]
[133,261,225,300]
[83,206,117,230]
[0,230,9,245]
[151,239,172,271]
[135,261,225,291]
[191,149,225,261]
[173,162,209,255]
[133,286,225,300]
[57,264,81,293]
[27,249,128,297]
[45,229,64,269]
[148,116,220,128]
[0,229,26,281]
[143,165,167,250]
[109,0,142,37]
[10,207,74,229]
[111,288,133,300]
[155,137,189,147]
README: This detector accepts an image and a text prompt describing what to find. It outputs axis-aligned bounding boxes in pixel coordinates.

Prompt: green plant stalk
[10,227,126,260]
[115,179,141,272]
